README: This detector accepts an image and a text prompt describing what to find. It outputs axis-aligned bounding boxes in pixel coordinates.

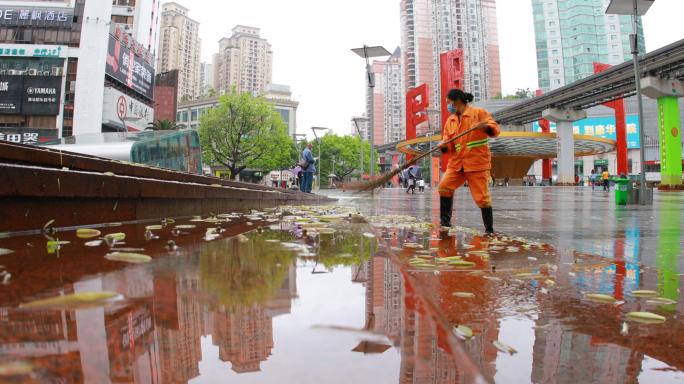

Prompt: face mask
[448,104,457,114]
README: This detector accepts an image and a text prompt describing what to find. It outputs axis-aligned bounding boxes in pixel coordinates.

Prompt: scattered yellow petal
[453,292,475,298]
[105,252,152,264]
[145,225,163,231]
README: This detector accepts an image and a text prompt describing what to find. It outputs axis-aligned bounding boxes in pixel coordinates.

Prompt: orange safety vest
[442,105,500,172]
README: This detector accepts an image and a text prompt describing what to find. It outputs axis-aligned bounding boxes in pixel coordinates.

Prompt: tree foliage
[198,90,296,179]
[146,119,179,131]
[303,133,377,187]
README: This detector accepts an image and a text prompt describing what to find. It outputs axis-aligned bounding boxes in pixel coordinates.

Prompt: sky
[181,0,684,138]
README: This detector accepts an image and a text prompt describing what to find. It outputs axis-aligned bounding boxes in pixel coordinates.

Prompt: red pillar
[405,84,429,161]
[594,62,628,175]
[536,89,553,180]
[439,49,464,172]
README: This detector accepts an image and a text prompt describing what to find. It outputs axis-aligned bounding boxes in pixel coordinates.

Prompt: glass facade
[532,0,645,91]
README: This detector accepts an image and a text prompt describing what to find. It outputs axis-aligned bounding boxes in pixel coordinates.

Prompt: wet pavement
[0,186,682,383]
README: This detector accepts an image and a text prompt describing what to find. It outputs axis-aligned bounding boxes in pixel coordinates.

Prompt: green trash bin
[615,177,629,205]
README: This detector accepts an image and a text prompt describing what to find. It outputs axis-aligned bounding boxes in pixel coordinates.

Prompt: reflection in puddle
[0,210,482,383]
[1,194,683,383]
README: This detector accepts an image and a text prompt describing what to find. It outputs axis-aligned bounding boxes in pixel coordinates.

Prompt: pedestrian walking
[589,169,596,190]
[438,89,500,234]
[406,165,417,194]
[300,143,316,193]
[602,169,610,191]
[293,164,303,191]
[417,179,425,192]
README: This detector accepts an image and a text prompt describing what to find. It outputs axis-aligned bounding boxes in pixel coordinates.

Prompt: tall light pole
[606,0,654,204]
[352,45,391,178]
[352,116,369,179]
[311,126,328,190]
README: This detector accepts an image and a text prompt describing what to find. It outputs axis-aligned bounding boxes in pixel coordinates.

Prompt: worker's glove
[437,141,448,154]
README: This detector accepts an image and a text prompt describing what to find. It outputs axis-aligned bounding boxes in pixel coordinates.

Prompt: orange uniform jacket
[442,105,500,172]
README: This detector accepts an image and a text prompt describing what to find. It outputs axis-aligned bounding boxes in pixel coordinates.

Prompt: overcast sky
[182,0,684,137]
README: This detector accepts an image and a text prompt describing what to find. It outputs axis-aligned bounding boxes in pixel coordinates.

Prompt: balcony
[112,5,135,17]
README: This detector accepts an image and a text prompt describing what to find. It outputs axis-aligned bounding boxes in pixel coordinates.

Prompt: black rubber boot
[440,196,453,228]
[481,207,494,234]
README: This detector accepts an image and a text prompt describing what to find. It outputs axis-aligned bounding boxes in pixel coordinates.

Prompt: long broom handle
[399,126,478,171]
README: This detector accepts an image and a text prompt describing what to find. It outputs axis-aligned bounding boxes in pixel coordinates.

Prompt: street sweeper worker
[437,88,500,234]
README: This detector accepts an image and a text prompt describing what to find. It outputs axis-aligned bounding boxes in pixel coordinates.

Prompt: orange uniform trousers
[438,168,492,209]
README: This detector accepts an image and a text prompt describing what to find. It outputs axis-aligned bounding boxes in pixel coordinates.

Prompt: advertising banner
[106,35,154,100]
[0,127,58,144]
[0,75,23,114]
[0,75,62,115]
[0,6,74,28]
[22,76,61,115]
[533,115,641,149]
[103,87,153,131]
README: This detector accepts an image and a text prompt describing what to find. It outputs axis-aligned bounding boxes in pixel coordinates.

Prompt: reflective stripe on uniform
[466,138,489,148]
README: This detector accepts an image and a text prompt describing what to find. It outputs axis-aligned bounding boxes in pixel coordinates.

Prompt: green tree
[198,89,295,179]
[146,119,179,131]
[305,133,376,187]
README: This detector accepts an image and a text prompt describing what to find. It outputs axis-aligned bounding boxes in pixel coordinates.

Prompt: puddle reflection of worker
[437,89,500,234]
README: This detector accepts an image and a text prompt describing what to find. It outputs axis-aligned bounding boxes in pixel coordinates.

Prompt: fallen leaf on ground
[76,228,101,238]
[236,234,249,243]
[455,325,473,339]
[0,361,34,377]
[20,291,120,309]
[584,293,617,303]
[631,290,658,297]
[104,232,126,241]
[626,311,666,324]
[493,340,518,355]
[105,252,152,264]
[145,225,163,231]
[646,297,677,305]
[0,248,13,256]
[453,292,475,298]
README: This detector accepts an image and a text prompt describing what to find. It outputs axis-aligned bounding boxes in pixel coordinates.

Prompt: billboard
[0,6,74,28]
[106,35,154,100]
[533,115,641,149]
[0,128,58,144]
[22,76,61,115]
[0,75,23,114]
[103,87,153,132]
[0,75,61,115]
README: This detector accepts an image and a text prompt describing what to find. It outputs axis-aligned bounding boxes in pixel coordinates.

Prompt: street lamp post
[311,126,329,190]
[606,0,654,204]
[352,116,369,179]
[351,45,391,179]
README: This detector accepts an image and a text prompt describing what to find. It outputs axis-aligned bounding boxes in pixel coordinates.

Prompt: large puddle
[0,208,482,383]
[0,203,682,383]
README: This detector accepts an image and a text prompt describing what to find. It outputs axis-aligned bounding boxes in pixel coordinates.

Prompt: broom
[347,126,479,192]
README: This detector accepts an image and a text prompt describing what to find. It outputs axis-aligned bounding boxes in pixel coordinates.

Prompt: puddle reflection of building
[359,250,461,384]
[207,259,297,373]
[0,244,299,383]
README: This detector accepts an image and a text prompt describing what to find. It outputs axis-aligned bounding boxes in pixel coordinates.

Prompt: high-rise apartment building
[157,2,201,101]
[400,0,501,133]
[351,114,371,141]
[532,0,645,91]
[199,62,214,96]
[213,26,273,95]
[371,47,405,145]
